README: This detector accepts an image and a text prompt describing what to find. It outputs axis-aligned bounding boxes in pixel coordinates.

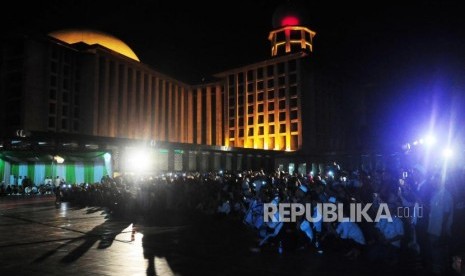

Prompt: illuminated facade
[0,4,345,174]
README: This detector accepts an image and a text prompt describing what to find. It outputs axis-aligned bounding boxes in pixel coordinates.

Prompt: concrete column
[108,61,119,137]
[145,75,152,139]
[215,85,223,146]
[206,86,212,145]
[153,77,160,140]
[160,80,166,141]
[187,88,193,143]
[196,88,202,144]
[117,64,128,137]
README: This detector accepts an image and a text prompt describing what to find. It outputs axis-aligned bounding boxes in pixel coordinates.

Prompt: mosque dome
[272,2,310,29]
[48,29,140,62]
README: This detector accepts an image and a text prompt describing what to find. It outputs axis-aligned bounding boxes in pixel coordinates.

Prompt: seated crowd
[1,164,464,275]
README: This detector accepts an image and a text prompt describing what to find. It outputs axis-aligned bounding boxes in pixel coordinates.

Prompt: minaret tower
[268,2,316,57]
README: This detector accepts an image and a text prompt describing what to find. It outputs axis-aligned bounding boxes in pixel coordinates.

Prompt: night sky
[3,0,465,149]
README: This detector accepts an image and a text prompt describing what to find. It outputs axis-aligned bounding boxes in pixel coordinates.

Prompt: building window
[278,76,286,86]
[247,105,254,114]
[290,30,301,40]
[62,105,68,117]
[280,124,286,133]
[229,130,235,138]
[258,104,264,112]
[291,122,298,132]
[73,121,79,132]
[279,112,286,121]
[228,75,235,85]
[289,74,297,85]
[238,117,244,127]
[248,128,254,136]
[50,76,57,87]
[247,83,254,92]
[74,107,80,118]
[63,92,69,103]
[268,114,275,122]
[268,102,275,111]
[267,79,274,88]
[290,86,297,96]
[279,88,286,98]
[74,94,79,105]
[257,93,264,101]
[269,125,275,134]
[238,72,244,84]
[279,100,286,110]
[257,67,264,79]
[289,60,297,71]
[229,98,235,106]
[247,70,254,81]
[238,85,244,95]
[63,78,69,90]
[51,62,57,73]
[258,126,264,135]
[61,119,67,130]
[268,90,274,99]
[248,117,253,125]
[290,98,298,108]
[238,95,244,105]
[248,94,254,103]
[257,81,264,90]
[239,129,244,137]
[258,115,264,124]
[49,103,56,114]
[48,117,55,128]
[267,65,274,77]
[291,110,298,120]
[278,62,285,74]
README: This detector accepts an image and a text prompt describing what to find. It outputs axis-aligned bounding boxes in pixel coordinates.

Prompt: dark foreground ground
[0,196,438,276]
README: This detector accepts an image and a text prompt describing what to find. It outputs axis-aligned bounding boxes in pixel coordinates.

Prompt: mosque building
[0,3,348,184]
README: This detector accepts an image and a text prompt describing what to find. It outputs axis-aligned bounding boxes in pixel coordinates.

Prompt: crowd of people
[1,163,464,275]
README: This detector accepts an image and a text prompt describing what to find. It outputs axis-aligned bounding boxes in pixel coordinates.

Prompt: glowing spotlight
[442,148,453,159]
[54,155,65,164]
[423,135,436,146]
[413,140,419,146]
[126,148,153,172]
[327,171,334,177]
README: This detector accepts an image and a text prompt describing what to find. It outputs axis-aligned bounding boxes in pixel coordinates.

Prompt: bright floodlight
[423,135,436,146]
[442,148,453,159]
[127,149,152,172]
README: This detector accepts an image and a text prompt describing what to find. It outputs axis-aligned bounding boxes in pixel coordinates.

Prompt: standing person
[54,176,62,204]
[428,173,454,275]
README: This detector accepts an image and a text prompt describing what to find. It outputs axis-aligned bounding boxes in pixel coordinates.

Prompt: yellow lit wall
[49,29,140,62]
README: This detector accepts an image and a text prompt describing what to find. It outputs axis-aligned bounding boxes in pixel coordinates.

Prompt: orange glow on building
[268,26,316,57]
[49,29,140,61]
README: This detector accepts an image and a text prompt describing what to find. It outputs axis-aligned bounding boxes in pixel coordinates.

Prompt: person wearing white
[427,176,454,275]
[336,218,366,245]
[376,216,404,248]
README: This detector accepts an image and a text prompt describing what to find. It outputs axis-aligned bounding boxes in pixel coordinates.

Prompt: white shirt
[376,216,404,247]
[336,218,366,245]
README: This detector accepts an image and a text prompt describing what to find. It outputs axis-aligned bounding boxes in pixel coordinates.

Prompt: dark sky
[3,0,465,148]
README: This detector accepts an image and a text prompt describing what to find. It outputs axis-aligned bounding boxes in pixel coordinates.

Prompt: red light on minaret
[281,16,299,26]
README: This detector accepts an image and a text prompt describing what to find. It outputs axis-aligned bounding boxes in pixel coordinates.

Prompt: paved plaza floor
[0,196,429,276]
